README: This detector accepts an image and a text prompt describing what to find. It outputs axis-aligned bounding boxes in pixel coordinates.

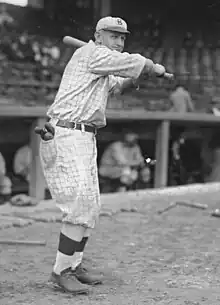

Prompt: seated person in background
[0,151,12,204]
[207,98,220,116]
[99,131,145,192]
[13,145,32,182]
[169,82,194,113]
[135,166,152,190]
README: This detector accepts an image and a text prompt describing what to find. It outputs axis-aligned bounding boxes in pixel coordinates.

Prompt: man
[35,16,172,294]
[99,131,145,192]
[207,98,220,116]
[13,144,32,183]
[0,4,14,30]
[0,151,12,205]
[169,82,194,113]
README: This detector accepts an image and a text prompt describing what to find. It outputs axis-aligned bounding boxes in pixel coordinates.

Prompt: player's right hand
[154,63,166,76]
[154,64,174,80]
[34,123,55,141]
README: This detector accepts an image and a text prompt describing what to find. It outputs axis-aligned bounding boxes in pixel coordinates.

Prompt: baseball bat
[157,201,208,215]
[157,202,177,214]
[0,239,46,246]
[176,201,208,210]
[63,36,86,48]
[62,36,174,80]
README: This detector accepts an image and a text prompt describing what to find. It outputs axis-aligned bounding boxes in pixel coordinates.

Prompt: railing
[1,104,220,200]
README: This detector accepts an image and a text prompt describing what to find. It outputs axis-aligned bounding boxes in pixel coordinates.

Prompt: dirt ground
[1,185,220,305]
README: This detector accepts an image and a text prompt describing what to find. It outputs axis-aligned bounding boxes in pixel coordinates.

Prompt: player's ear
[94,31,102,44]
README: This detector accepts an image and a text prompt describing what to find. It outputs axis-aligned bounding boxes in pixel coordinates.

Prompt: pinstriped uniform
[40,40,149,228]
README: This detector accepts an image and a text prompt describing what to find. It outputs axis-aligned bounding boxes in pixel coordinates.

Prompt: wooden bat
[0,239,46,246]
[157,202,177,214]
[63,35,174,80]
[176,201,208,210]
[157,201,208,215]
[63,36,86,48]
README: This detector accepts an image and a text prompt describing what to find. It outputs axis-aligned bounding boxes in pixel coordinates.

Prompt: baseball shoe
[49,267,89,294]
[73,264,103,285]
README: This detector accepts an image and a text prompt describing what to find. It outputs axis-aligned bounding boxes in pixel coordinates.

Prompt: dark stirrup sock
[58,232,81,256]
[53,232,82,275]
[76,237,89,253]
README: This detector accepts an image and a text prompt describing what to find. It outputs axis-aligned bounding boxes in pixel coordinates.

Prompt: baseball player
[0,151,12,205]
[99,131,145,192]
[35,16,173,294]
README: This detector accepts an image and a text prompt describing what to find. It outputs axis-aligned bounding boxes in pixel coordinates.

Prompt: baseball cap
[96,16,130,34]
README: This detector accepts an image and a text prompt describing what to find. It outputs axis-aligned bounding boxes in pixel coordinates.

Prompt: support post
[154,120,170,188]
[29,117,47,200]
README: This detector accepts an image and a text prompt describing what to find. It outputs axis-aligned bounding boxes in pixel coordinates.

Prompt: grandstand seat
[191,64,200,82]
[164,48,175,73]
[0,9,220,110]
[176,48,188,79]
[202,48,212,68]
[153,47,164,64]
[213,49,220,73]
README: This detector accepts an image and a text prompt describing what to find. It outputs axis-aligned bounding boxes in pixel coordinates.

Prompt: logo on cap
[116,18,123,25]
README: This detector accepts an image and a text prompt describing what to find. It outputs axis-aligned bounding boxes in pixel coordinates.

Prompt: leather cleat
[73,264,103,286]
[49,267,89,294]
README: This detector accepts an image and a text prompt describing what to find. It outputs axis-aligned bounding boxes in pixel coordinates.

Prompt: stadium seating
[0,4,219,112]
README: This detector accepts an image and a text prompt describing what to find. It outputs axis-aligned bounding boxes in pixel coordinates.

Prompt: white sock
[53,251,72,275]
[71,252,84,270]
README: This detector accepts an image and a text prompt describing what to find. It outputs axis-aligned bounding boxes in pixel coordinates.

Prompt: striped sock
[53,232,81,275]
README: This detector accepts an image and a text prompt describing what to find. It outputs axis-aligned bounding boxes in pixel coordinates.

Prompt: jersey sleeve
[88,46,154,79]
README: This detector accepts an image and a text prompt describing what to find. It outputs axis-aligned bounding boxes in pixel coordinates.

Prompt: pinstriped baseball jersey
[47,40,150,128]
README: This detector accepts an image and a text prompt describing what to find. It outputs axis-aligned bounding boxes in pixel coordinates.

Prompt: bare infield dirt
[1,184,220,305]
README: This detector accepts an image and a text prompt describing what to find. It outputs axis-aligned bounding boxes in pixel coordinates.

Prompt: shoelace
[74,264,88,273]
[60,267,76,279]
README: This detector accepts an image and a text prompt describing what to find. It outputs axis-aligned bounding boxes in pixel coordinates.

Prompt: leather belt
[56,119,97,135]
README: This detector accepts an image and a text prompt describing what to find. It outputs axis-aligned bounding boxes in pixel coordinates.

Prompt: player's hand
[154,63,166,76]
[154,64,174,80]
[34,122,55,141]
[163,72,174,80]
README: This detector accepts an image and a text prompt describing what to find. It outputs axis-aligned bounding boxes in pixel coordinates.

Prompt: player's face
[98,30,126,52]
[124,133,138,146]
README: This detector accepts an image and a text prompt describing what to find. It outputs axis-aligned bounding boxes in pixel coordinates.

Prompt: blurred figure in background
[0,4,14,31]
[13,144,32,183]
[207,98,220,116]
[169,82,194,113]
[41,39,60,80]
[0,151,12,205]
[135,165,152,189]
[17,32,35,62]
[99,131,145,192]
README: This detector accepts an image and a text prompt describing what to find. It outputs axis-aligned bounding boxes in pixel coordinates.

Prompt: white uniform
[0,152,11,196]
[13,145,32,182]
[99,141,144,179]
[40,40,151,228]
[169,87,194,113]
